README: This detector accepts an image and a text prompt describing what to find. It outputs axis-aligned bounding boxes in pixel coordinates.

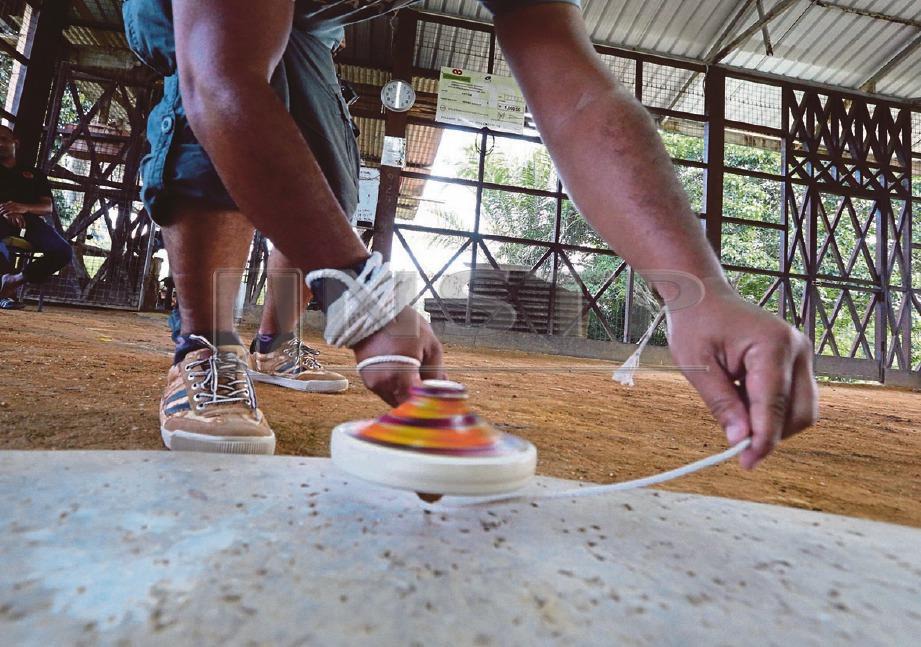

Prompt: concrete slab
[1,451,919,646]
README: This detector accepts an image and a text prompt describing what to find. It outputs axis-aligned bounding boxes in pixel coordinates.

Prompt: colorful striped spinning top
[331,380,537,497]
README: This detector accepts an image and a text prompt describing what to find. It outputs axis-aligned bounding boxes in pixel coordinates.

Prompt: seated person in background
[0,125,72,309]
[161,276,182,342]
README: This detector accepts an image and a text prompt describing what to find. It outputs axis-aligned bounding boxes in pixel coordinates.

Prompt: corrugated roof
[721,1,921,98]
[419,0,921,102]
[37,0,921,103]
[580,0,744,59]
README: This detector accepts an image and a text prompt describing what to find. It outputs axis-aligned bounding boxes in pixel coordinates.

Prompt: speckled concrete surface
[1,451,919,646]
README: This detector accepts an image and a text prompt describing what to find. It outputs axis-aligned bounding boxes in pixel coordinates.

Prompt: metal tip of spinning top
[416,492,443,503]
[330,379,537,497]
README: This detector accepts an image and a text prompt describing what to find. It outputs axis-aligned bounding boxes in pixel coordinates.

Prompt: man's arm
[171,0,444,404]
[1,169,54,227]
[494,3,817,469]
[172,0,369,272]
[0,196,52,229]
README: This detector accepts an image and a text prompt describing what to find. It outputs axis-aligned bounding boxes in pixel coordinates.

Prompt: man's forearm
[495,5,731,301]
[181,78,369,271]
[22,199,53,216]
[542,87,729,295]
[496,4,818,470]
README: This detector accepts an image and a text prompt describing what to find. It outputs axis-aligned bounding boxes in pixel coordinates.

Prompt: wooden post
[13,0,73,168]
[624,59,645,342]
[703,67,725,256]
[3,3,37,119]
[371,10,418,260]
[779,86,790,323]
[875,199,888,382]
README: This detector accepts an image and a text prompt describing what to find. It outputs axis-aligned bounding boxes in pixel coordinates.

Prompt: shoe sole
[161,427,276,455]
[249,370,349,393]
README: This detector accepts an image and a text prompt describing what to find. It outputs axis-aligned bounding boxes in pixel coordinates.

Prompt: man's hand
[494,4,818,468]
[667,289,819,470]
[0,202,26,229]
[351,307,445,406]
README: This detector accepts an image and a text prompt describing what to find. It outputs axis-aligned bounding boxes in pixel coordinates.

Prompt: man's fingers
[419,338,445,381]
[683,360,750,446]
[360,363,420,407]
[784,342,819,438]
[742,342,794,469]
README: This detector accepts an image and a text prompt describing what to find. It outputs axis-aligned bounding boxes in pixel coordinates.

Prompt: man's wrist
[638,269,733,311]
[307,254,373,312]
[667,277,744,321]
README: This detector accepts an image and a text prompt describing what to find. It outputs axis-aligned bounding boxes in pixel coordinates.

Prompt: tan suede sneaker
[160,339,275,454]
[248,337,348,393]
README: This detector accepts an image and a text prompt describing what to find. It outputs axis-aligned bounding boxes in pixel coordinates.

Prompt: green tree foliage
[452,138,657,342]
[442,130,919,367]
[450,132,792,341]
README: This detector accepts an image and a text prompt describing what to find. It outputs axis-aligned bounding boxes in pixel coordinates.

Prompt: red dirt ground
[1,306,919,527]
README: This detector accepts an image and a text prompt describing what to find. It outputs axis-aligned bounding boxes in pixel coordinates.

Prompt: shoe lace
[281,337,323,371]
[185,335,256,411]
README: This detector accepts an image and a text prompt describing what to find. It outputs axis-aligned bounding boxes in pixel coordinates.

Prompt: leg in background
[0,222,14,275]
[0,238,12,277]
[0,219,20,299]
[249,245,349,393]
[257,248,308,338]
[20,215,72,284]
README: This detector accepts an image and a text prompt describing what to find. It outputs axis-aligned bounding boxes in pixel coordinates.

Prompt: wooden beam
[661,0,756,116]
[711,0,800,63]
[811,1,921,30]
[66,19,123,31]
[860,31,921,92]
[755,0,775,56]
[71,0,95,22]
[718,63,913,108]
[704,67,726,255]
[371,10,418,261]
[705,0,758,62]
[0,36,29,65]
[14,0,73,168]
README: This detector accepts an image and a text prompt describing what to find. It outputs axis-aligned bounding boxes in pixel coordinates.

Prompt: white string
[612,307,666,387]
[305,252,413,348]
[440,438,752,507]
[356,355,421,371]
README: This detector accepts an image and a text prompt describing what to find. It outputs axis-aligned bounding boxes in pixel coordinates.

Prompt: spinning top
[331,380,537,498]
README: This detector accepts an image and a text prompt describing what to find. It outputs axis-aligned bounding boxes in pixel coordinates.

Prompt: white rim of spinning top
[330,421,537,496]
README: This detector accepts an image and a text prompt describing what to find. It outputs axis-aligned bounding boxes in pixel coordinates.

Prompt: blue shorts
[122,0,360,224]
